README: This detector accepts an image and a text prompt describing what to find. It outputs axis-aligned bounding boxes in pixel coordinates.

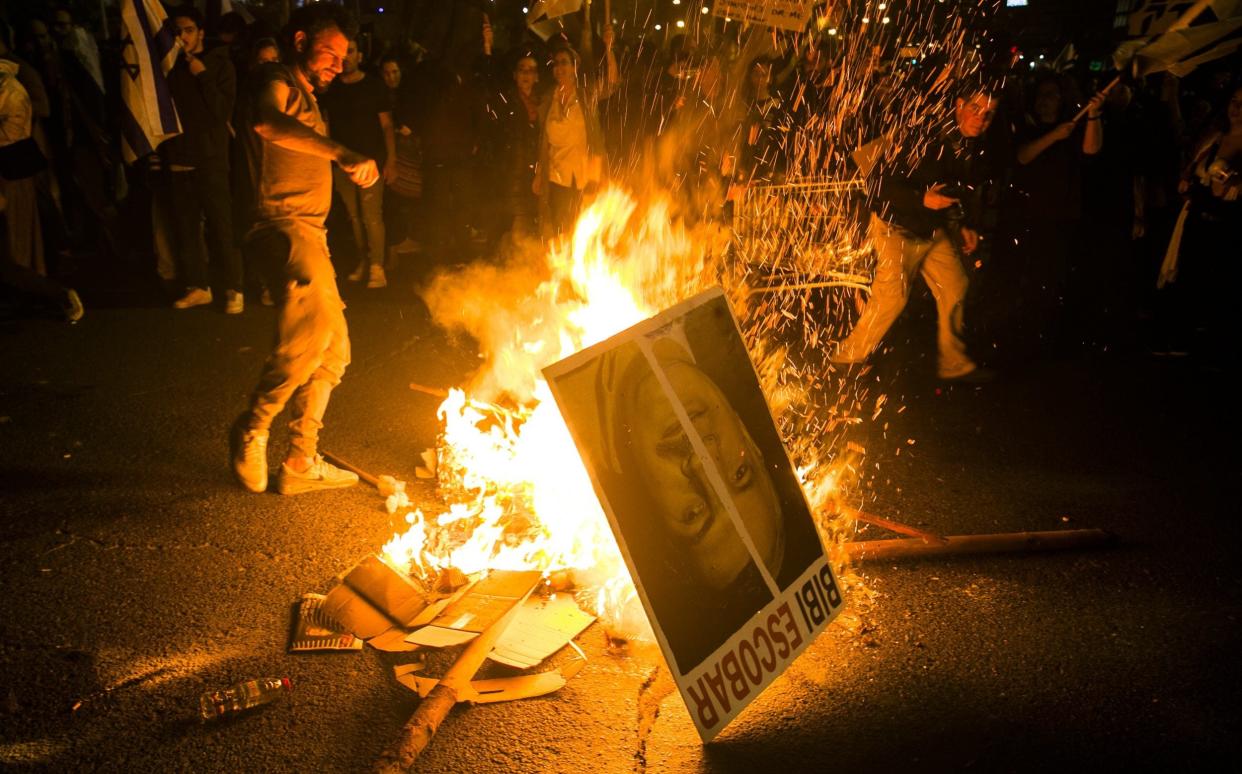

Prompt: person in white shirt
[534,28,618,237]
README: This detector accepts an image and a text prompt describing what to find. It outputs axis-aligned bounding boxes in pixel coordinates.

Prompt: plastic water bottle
[199,677,291,721]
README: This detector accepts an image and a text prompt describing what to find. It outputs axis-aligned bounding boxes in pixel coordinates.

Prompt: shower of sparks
[383,0,1000,635]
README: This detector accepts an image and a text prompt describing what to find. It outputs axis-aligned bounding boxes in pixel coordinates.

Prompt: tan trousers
[1,176,44,275]
[835,214,975,379]
[243,220,350,459]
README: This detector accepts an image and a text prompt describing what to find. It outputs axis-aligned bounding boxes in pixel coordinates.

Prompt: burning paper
[380,188,725,637]
[543,288,843,741]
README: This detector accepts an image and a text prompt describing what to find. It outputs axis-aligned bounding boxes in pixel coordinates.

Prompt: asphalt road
[1,278,1238,773]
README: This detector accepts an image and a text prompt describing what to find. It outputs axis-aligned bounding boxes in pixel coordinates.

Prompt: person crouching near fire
[831,81,999,383]
[229,4,379,495]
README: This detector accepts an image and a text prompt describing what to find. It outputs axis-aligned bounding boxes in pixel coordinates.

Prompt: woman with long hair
[534,28,618,237]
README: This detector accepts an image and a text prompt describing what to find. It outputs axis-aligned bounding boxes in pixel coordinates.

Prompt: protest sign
[544,288,843,741]
[711,0,814,32]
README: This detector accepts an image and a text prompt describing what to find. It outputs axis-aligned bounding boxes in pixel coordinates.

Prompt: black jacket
[873,124,993,240]
[160,46,235,167]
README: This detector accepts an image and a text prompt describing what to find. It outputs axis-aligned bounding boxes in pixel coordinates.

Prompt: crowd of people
[0,3,1238,376]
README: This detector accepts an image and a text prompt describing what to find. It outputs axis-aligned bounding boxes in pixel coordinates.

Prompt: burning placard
[543,287,843,741]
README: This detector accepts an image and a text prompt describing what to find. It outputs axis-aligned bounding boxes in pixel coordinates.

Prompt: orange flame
[381,188,724,635]
[381,186,855,636]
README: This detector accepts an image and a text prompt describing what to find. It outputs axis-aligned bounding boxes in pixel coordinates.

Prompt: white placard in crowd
[711,0,814,32]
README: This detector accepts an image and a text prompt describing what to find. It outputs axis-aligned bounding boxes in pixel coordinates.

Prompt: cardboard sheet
[393,657,586,704]
[405,570,543,648]
[489,594,595,669]
[321,554,432,651]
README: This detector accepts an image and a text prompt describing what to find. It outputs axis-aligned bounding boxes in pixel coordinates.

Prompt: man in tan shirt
[230,4,378,495]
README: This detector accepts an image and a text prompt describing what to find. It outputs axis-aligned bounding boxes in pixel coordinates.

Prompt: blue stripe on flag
[153,19,178,61]
[119,99,156,160]
[131,0,179,133]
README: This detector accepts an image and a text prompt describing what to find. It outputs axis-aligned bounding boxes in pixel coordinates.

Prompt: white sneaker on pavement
[173,287,213,309]
[63,289,85,323]
[225,290,244,314]
[230,418,269,493]
[276,455,359,495]
[348,264,366,282]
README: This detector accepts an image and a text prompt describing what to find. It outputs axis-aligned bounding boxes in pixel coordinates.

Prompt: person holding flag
[161,5,243,313]
[118,0,181,163]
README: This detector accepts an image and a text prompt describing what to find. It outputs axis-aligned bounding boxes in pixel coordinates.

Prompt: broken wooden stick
[372,596,526,773]
[408,382,450,399]
[322,451,409,496]
[322,452,380,488]
[837,504,947,544]
[845,528,1115,562]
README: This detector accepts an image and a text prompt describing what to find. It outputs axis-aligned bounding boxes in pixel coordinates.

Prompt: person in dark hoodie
[831,82,998,382]
[483,49,541,243]
[162,6,243,313]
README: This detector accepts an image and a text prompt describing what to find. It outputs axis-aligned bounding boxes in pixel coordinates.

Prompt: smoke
[420,236,556,404]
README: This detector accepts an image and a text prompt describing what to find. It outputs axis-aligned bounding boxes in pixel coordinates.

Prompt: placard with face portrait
[543,287,843,742]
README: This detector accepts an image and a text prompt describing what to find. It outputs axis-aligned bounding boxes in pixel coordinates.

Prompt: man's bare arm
[253,78,348,161]
[253,78,380,187]
[379,110,397,182]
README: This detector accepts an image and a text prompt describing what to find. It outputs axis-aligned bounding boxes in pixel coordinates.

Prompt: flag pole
[1072,75,1120,123]
[1169,0,1213,32]
[1094,0,1219,122]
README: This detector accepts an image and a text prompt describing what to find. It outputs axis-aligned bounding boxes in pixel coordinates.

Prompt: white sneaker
[230,417,269,493]
[260,287,274,306]
[366,265,387,289]
[225,290,244,314]
[173,287,213,309]
[348,264,366,282]
[63,289,85,323]
[276,455,359,495]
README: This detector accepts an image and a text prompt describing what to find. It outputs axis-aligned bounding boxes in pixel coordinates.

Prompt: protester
[0,58,80,322]
[407,44,486,265]
[24,16,105,254]
[0,28,60,233]
[487,50,541,242]
[161,6,243,313]
[321,37,394,289]
[1157,83,1241,360]
[535,28,618,237]
[212,10,251,77]
[1,57,46,275]
[1004,75,1104,355]
[831,83,999,382]
[230,36,282,305]
[230,3,378,495]
[736,55,787,187]
[376,53,422,269]
[779,36,839,176]
[49,5,104,99]
[656,50,739,224]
